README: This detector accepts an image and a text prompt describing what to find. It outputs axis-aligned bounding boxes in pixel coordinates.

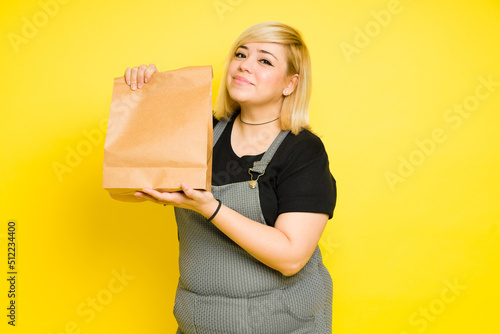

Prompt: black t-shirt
[212,117,336,227]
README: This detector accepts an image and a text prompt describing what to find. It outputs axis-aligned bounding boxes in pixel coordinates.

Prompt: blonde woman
[117,22,336,333]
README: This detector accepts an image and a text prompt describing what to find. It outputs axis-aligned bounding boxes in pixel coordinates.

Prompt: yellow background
[1,0,499,333]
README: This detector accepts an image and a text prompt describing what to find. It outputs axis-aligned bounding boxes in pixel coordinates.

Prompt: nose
[239,56,253,73]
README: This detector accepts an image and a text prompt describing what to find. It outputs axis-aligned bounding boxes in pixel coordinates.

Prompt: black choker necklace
[239,115,280,126]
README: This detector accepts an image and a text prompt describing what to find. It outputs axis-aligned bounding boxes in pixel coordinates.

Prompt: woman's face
[226,42,291,109]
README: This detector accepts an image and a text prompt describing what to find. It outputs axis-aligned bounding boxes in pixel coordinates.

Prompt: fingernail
[144,78,148,83]
[138,83,142,88]
[131,83,136,90]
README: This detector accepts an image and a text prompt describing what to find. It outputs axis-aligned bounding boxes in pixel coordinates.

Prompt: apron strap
[249,130,289,174]
[213,119,228,147]
[213,115,290,174]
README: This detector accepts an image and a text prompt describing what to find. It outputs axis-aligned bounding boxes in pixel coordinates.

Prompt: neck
[234,106,281,140]
[239,115,279,126]
[238,103,281,125]
[231,107,282,157]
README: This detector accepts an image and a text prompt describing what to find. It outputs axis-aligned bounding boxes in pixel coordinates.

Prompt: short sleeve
[274,132,336,219]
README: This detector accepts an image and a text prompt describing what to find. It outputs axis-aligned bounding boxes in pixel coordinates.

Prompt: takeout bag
[103,66,213,195]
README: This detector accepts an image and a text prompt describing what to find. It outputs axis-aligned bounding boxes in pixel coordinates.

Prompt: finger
[130,67,138,90]
[141,188,181,204]
[144,64,158,83]
[181,183,196,200]
[141,187,161,196]
[137,64,147,88]
[140,188,164,201]
[134,191,162,204]
[124,67,132,85]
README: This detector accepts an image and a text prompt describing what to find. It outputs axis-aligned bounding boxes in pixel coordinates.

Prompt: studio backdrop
[1,0,499,333]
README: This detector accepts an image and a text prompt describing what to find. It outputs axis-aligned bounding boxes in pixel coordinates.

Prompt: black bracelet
[207,199,222,223]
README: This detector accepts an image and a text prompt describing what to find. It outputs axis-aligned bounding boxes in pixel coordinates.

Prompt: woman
[117,22,336,333]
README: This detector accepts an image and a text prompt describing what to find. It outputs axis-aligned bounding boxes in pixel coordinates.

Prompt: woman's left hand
[134,183,218,218]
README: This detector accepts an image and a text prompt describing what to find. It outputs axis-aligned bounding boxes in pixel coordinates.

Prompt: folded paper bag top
[103,66,213,195]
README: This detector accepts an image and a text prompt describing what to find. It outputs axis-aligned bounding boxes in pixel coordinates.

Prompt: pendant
[249,180,257,189]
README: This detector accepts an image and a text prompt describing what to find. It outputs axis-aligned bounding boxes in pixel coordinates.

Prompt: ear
[283,74,299,96]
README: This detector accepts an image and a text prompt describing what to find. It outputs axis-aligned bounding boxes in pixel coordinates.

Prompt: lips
[233,75,253,86]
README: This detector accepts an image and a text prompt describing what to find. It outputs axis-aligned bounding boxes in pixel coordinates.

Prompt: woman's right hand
[124,64,158,90]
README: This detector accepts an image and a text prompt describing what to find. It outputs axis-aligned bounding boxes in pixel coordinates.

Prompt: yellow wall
[1,0,499,333]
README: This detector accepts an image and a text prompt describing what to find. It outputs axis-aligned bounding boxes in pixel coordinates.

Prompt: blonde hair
[214,22,312,135]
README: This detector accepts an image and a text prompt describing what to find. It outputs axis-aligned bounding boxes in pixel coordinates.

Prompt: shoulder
[280,129,329,162]
[269,128,332,180]
[271,128,336,219]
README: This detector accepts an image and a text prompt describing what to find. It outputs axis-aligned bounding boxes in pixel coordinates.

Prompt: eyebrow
[237,45,279,61]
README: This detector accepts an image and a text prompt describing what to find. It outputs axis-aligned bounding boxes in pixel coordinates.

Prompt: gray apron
[173,120,333,334]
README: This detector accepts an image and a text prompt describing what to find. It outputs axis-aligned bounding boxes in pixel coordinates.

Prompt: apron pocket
[175,288,249,334]
[194,294,249,334]
[281,268,326,321]
[248,289,316,334]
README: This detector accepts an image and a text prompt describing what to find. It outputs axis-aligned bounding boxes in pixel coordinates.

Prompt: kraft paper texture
[103,66,213,195]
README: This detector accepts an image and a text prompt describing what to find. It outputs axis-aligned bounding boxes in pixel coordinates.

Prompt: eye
[234,52,246,59]
[259,58,273,66]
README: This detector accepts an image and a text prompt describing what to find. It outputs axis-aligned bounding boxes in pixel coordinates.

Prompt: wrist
[204,199,222,222]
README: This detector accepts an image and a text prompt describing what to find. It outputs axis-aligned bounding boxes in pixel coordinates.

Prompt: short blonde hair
[214,22,312,135]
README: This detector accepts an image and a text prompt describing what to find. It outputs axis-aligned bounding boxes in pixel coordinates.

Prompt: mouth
[233,75,253,86]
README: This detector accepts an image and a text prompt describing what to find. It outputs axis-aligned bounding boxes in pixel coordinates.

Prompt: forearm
[136,185,325,276]
[207,204,303,276]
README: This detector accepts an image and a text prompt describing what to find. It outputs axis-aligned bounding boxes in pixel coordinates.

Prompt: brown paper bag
[103,66,213,195]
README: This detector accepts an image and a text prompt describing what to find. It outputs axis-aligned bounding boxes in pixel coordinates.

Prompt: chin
[228,91,251,104]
